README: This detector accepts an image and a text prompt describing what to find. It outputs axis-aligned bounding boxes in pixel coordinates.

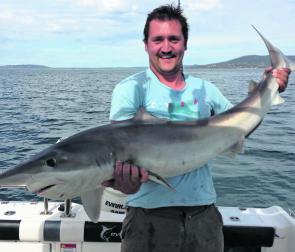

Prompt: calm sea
[0,67,294,210]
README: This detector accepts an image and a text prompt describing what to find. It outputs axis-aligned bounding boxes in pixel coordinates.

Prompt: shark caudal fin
[252,25,295,72]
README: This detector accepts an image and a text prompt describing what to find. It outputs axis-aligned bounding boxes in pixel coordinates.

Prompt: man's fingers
[281,67,291,74]
[130,165,140,183]
[265,67,290,92]
[273,68,290,92]
[114,160,124,185]
[122,162,133,188]
[139,167,149,183]
[265,66,272,73]
[273,68,290,78]
[105,160,149,194]
[115,160,123,169]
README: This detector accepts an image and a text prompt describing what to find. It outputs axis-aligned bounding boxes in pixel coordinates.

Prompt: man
[103,4,290,252]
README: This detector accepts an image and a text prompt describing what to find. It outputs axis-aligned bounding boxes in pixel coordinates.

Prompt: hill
[192,55,295,68]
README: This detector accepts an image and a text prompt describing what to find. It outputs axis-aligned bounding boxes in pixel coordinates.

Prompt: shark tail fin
[252,25,295,72]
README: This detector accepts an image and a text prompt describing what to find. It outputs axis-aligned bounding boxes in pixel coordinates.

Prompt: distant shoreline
[0,64,50,69]
[1,55,295,69]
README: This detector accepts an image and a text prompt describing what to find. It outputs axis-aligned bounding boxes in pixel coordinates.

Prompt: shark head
[0,141,114,200]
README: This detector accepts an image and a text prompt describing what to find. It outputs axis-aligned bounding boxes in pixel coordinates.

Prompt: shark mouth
[36,184,56,195]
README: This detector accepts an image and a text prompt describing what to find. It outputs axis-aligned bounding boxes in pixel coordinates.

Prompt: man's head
[143,5,189,78]
[143,5,189,48]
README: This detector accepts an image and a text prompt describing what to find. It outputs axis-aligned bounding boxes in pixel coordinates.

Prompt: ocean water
[0,67,294,210]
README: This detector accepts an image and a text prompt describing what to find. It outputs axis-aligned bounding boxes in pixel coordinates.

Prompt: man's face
[145,19,186,77]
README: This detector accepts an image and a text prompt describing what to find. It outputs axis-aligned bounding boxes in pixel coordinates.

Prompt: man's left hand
[265,67,291,92]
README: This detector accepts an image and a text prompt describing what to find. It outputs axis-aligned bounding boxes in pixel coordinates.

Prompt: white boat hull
[0,197,295,252]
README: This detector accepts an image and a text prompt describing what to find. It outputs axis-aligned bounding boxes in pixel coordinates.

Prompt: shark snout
[0,158,49,188]
[0,172,32,187]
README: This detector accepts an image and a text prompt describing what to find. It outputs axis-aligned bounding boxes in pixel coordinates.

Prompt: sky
[0,0,295,68]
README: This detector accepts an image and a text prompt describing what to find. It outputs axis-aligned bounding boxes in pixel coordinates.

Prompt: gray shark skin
[0,27,294,222]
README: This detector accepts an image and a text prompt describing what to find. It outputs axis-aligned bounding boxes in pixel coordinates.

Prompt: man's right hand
[101,161,149,194]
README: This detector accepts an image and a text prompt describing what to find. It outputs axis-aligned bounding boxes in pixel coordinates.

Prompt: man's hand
[265,67,291,92]
[102,161,149,194]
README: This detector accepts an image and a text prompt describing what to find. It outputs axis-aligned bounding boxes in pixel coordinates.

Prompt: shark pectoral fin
[272,91,285,105]
[147,171,175,191]
[81,187,104,223]
[222,137,245,158]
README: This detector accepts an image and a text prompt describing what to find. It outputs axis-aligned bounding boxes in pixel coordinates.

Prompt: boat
[0,188,294,252]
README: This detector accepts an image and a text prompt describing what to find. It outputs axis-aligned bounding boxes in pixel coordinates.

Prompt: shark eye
[46,158,56,167]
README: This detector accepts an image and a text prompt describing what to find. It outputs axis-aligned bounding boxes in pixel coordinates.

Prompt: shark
[0,27,294,222]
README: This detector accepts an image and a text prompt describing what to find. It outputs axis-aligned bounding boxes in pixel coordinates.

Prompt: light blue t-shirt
[109,68,232,208]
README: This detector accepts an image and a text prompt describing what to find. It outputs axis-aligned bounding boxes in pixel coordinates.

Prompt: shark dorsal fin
[248,80,259,95]
[132,107,167,123]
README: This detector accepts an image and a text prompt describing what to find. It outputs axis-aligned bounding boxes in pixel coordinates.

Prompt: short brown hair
[143,4,189,47]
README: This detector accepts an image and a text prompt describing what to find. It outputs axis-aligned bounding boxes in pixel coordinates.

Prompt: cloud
[73,0,139,14]
[0,5,69,36]
[0,0,224,41]
[76,0,221,10]
[0,3,120,42]
[189,35,248,47]
[184,0,222,12]
[0,8,34,26]
[73,0,222,15]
